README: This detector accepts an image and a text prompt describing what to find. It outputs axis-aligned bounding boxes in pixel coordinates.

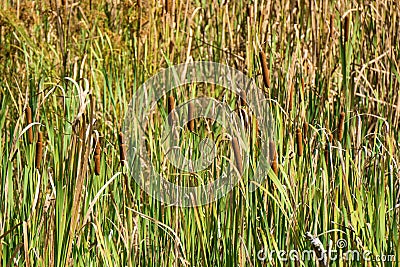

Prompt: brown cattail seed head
[328,132,333,143]
[247,4,253,24]
[168,95,175,125]
[296,128,303,157]
[94,155,100,175]
[119,132,127,166]
[303,121,309,138]
[94,138,101,175]
[35,132,43,169]
[329,14,334,39]
[259,51,271,88]
[188,102,195,132]
[26,106,33,144]
[239,90,246,106]
[268,140,277,162]
[269,140,278,175]
[251,115,259,147]
[95,139,101,156]
[231,137,243,176]
[165,0,172,14]
[337,112,345,141]
[343,16,349,43]
[254,116,259,135]
[271,160,278,175]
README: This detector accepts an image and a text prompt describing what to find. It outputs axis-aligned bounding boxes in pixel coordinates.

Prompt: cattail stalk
[300,77,305,102]
[188,102,195,132]
[325,132,333,165]
[26,106,33,144]
[231,137,243,175]
[296,128,303,157]
[35,132,43,169]
[288,83,294,111]
[119,132,127,166]
[168,95,175,125]
[259,51,271,88]
[337,112,345,141]
[238,90,248,129]
[94,138,101,175]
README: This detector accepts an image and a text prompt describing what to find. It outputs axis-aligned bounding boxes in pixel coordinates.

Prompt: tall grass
[0,0,399,266]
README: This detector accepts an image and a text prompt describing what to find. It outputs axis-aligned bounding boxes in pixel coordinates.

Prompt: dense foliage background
[0,0,399,266]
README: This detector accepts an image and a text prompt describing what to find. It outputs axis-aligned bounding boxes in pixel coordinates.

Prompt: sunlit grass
[0,1,399,266]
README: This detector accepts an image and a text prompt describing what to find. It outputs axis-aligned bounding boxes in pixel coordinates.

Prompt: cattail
[296,128,303,157]
[165,0,172,14]
[343,16,349,43]
[231,137,243,175]
[303,121,309,138]
[254,115,259,136]
[168,95,175,125]
[79,114,86,140]
[188,102,195,132]
[119,132,127,166]
[268,140,276,162]
[35,132,43,169]
[239,90,246,107]
[288,83,294,111]
[26,106,33,144]
[329,14,334,39]
[259,51,271,88]
[269,140,278,175]
[169,40,175,53]
[337,112,345,141]
[247,4,253,24]
[251,114,259,147]
[271,159,278,176]
[94,138,101,175]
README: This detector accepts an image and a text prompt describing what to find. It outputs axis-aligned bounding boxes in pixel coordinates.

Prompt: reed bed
[0,1,399,266]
